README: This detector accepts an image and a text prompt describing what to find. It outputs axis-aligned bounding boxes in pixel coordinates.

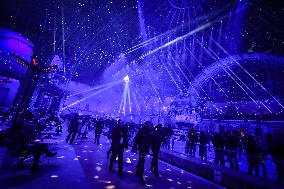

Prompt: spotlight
[124,75,130,82]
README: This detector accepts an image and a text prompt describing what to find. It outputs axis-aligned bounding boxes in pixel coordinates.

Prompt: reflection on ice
[99,180,112,184]
[96,166,102,172]
[105,185,116,189]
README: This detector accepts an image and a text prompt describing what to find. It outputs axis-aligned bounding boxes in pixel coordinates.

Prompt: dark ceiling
[0,0,283,86]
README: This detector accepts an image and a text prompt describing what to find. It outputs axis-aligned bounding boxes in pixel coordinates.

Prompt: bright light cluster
[124,75,130,83]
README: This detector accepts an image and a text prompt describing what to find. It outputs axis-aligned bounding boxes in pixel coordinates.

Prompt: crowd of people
[63,113,284,184]
[0,112,283,185]
[64,114,174,185]
[183,127,284,184]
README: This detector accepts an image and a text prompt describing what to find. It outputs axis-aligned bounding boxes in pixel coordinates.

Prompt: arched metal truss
[188,52,284,106]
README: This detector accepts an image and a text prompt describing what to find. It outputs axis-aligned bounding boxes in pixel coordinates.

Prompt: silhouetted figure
[66,113,79,144]
[162,124,173,150]
[6,120,56,172]
[225,130,240,170]
[212,132,225,166]
[121,123,130,149]
[199,131,208,161]
[53,115,62,136]
[188,128,198,157]
[151,124,163,177]
[133,121,152,184]
[95,118,103,145]
[80,120,89,141]
[266,134,284,184]
[245,134,261,176]
[106,119,119,159]
[256,136,268,178]
[109,120,126,175]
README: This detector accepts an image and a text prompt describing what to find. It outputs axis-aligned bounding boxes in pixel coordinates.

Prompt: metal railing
[125,127,279,183]
[162,137,278,182]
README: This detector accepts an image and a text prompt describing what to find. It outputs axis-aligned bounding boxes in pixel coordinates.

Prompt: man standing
[212,132,225,166]
[109,119,126,175]
[199,131,208,161]
[245,134,261,176]
[225,130,240,170]
[151,124,163,177]
[266,134,284,184]
[133,121,152,184]
[188,128,198,157]
[94,118,103,145]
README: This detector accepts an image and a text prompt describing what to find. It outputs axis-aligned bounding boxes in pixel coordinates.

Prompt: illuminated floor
[0,130,225,189]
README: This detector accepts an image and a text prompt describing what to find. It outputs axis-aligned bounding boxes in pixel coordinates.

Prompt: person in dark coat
[245,134,261,176]
[66,113,79,144]
[106,120,115,159]
[109,119,126,175]
[212,132,225,166]
[225,130,240,170]
[188,128,198,157]
[150,124,163,177]
[165,124,173,150]
[94,118,103,145]
[266,134,284,184]
[133,121,152,184]
[199,131,208,161]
